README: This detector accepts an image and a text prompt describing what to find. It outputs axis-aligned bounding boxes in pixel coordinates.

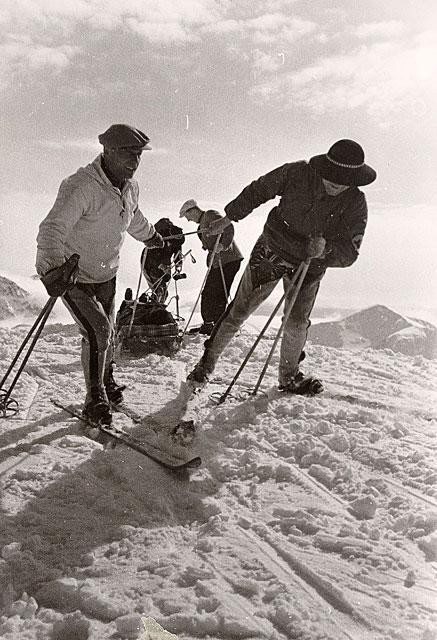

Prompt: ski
[50,399,202,471]
[113,402,197,448]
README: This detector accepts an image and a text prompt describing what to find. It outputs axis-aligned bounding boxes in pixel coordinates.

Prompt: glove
[144,232,165,249]
[205,215,233,236]
[306,236,326,259]
[40,254,80,297]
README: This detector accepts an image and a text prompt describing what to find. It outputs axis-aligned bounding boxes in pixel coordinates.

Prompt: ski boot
[279,371,324,396]
[105,379,126,405]
[82,394,114,446]
[186,360,212,392]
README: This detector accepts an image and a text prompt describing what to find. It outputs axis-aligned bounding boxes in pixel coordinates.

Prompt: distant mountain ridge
[308,304,437,359]
[0,275,41,320]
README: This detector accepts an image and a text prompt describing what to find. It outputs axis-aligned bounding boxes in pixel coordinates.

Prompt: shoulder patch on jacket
[351,233,364,252]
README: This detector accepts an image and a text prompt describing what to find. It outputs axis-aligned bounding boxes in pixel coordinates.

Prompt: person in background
[36,124,164,425]
[140,218,185,303]
[179,199,243,335]
[187,139,377,394]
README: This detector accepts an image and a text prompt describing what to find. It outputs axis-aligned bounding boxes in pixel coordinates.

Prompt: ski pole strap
[251,259,310,396]
[217,260,307,405]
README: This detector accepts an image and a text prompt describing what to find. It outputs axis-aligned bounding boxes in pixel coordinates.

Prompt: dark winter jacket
[224,161,367,275]
[142,218,184,276]
[198,209,243,268]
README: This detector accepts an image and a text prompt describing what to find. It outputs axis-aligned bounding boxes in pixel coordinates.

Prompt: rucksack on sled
[115,293,181,356]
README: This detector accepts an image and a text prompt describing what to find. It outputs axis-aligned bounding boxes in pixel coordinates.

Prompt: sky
[0,0,436,319]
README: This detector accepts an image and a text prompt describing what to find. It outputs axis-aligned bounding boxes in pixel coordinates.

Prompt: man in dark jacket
[179,199,243,335]
[141,218,185,303]
[187,139,376,394]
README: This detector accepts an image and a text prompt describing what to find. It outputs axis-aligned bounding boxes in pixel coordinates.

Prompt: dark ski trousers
[201,259,242,325]
[63,278,116,404]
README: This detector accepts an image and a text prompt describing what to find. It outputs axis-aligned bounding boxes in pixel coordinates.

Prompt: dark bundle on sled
[115,290,181,356]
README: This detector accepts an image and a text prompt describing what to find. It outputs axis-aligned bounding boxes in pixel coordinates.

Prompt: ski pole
[142,249,193,298]
[217,256,229,303]
[127,248,148,338]
[0,254,79,417]
[162,230,199,241]
[0,296,57,417]
[217,260,306,405]
[250,259,310,396]
[182,235,222,336]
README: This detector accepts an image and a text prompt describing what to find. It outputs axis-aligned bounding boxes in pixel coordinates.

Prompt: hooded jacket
[224,161,368,274]
[36,155,156,283]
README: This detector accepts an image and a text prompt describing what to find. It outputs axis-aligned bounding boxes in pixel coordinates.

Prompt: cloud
[1,0,219,37]
[252,49,284,75]
[0,36,79,88]
[38,137,169,156]
[204,13,315,44]
[354,20,405,39]
[0,38,78,72]
[250,32,437,122]
[126,18,197,44]
[38,138,101,153]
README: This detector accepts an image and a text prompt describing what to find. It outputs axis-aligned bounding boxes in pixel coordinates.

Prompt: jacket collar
[82,154,134,193]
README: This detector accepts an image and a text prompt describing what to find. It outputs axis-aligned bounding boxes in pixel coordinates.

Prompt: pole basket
[0,389,19,418]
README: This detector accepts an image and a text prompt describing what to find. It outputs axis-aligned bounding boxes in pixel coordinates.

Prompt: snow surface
[0,318,437,640]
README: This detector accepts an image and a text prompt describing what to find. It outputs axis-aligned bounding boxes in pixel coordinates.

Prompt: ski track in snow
[0,323,436,639]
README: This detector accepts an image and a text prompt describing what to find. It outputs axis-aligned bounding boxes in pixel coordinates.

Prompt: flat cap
[98,124,151,149]
[179,199,199,217]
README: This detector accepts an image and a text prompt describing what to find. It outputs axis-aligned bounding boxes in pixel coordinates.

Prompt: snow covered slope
[0,276,41,321]
[309,304,437,359]
[0,322,436,640]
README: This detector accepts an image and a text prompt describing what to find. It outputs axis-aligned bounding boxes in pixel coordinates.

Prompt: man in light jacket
[187,139,377,394]
[36,124,164,425]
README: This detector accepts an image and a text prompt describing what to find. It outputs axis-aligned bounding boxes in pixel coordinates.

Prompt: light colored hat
[179,199,199,217]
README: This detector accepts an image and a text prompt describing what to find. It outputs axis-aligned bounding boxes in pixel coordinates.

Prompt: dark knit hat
[309,139,376,186]
[98,124,151,149]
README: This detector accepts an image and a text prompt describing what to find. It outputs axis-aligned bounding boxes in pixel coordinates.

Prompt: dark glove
[41,254,80,297]
[144,232,165,249]
[306,236,326,259]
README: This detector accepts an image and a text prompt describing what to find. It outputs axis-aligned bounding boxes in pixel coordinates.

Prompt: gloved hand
[205,215,233,236]
[216,242,224,253]
[144,232,165,249]
[41,254,80,297]
[306,236,326,259]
